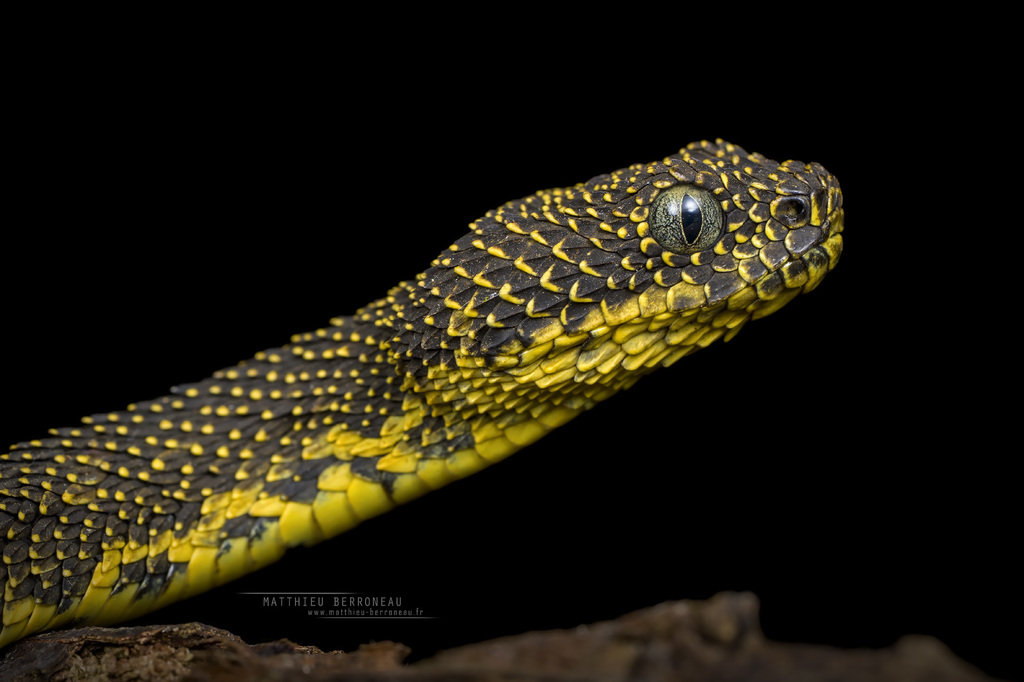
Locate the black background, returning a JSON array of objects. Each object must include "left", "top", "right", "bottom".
[{"left": 4, "top": 30, "right": 1017, "bottom": 680}]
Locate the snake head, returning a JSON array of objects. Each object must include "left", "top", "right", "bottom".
[{"left": 387, "top": 140, "right": 843, "bottom": 405}]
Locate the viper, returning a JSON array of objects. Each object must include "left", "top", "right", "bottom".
[{"left": 0, "top": 140, "right": 844, "bottom": 647}]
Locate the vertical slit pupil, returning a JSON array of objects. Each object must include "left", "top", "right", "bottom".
[{"left": 680, "top": 196, "right": 703, "bottom": 244}]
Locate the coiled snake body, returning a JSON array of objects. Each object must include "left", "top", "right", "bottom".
[{"left": 0, "top": 140, "right": 844, "bottom": 647}]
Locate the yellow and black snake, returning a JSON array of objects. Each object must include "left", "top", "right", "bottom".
[{"left": 0, "top": 140, "right": 844, "bottom": 647}]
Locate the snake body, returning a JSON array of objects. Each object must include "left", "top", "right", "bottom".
[{"left": 0, "top": 140, "right": 843, "bottom": 647}]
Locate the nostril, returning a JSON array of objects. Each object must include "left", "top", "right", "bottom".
[{"left": 771, "top": 195, "right": 810, "bottom": 227}]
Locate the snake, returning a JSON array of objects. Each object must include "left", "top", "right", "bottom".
[{"left": 0, "top": 140, "right": 844, "bottom": 648}]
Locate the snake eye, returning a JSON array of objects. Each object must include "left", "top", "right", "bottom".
[{"left": 649, "top": 185, "right": 723, "bottom": 254}]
